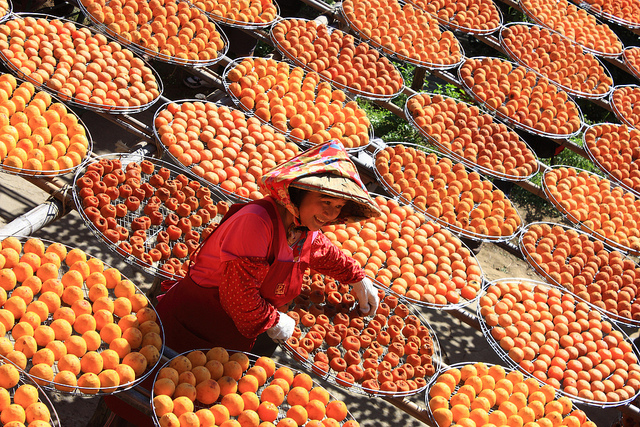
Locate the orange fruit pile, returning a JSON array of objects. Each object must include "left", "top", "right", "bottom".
[
  {"left": 271, "top": 18, "right": 404, "bottom": 98},
  {"left": 479, "top": 279, "right": 640, "bottom": 404},
  {"left": 0, "top": 236, "right": 163, "bottom": 395},
  {"left": 0, "top": 371, "right": 54, "bottom": 426},
  {"left": 406, "top": 92, "right": 538, "bottom": 178},
  {"left": 80, "top": 0, "right": 226, "bottom": 63},
  {"left": 579, "top": 0, "right": 640, "bottom": 27},
  {"left": 76, "top": 157, "right": 224, "bottom": 278},
  {"left": 375, "top": 144, "right": 522, "bottom": 238},
  {"left": 544, "top": 166, "right": 640, "bottom": 252},
  {"left": 584, "top": 123, "right": 640, "bottom": 194},
  {"left": 322, "top": 195, "right": 482, "bottom": 305},
  {"left": 460, "top": 57, "right": 583, "bottom": 136},
  {"left": 0, "top": 74, "right": 90, "bottom": 176},
  {"left": 286, "top": 287, "right": 437, "bottom": 394},
  {"left": 501, "top": 24, "right": 613, "bottom": 97},
  {"left": 611, "top": 85, "right": 640, "bottom": 128},
  {"left": 153, "top": 349, "right": 358, "bottom": 426},
  {"left": 192, "top": 0, "right": 277, "bottom": 26},
  {"left": 341, "top": 0, "right": 462, "bottom": 67},
  {"left": 521, "top": 222, "right": 640, "bottom": 323},
  {"left": 407, "top": 0, "right": 501, "bottom": 33},
  {"left": 154, "top": 100, "right": 298, "bottom": 200},
  {"left": 428, "top": 362, "right": 597, "bottom": 427},
  {"left": 624, "top": 47, "right": 640, "bottom": 78},
  {"left": 0, "top": 15, "right": 161, "bottom": 109},
  {"left": 520, "top": 0, "right": 623, "bottom": 56},
  {"left": 226, "top": 57, "right": 371, "bottom": 149}
]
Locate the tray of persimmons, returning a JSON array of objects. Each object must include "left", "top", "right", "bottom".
[
  {"left": 72, "top": 154, "right": 229, "bottom": 280},
  {"left": 520, "top": 221, "right": 640, "bottom": 327},
  {"left": 477, "top": 277, "right": 640, "bottom": 407},
  {"left": 281, "top": 271, "right": 441, "bottom": 398},
  {"left": 151, "top": 348, "right": 361, "bottom": 427},
  {"left": 0, "top": 236, "right": 164, "bottom": 396},
  {"left": 322, "top": 193, "right": 484, "bottom": 310},
  {"left": 426, "top": 361, "right": 599, "bottom": 427},
  {"left": 373, "top": 143, "right": 523, "bottom": 242}
]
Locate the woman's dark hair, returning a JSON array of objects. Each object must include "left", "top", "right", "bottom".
[{"left": 288, "top": 186, "right": 307, "bottom": 208}]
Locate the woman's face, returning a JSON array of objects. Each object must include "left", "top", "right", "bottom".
[{"left": 298, "top": 191, "right": 346, "bottom": 231}]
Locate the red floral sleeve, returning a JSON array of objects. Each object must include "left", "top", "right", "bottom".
[
  {"left": 218, "top": 257, "right": 280, "bottom": 338},
  {"left": 309, "top": 232, "right": 366, "bottom": 283}
]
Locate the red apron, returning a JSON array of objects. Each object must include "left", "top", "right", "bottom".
[{"left": 155, "top": 198, "right": 308, "bottom": 354}]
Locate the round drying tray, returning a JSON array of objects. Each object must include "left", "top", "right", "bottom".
[
  {"left": 519, "top": 0, "right": 624, "bottom": 58},
  {"left": 405, "top": 0, "right": 503, "bottom": 35},
  {"left": 0, "top": 13, "right": 164, "bottom": 114},
  {"left": 281, "top": 279, "right": 441, "bottom": 397},
  {"left": 339, "top": 0, "right": 465, "bottom": 70},
  {"left": 72, "top": 153, "right": 231, "bottom": 281},
  {"left": 459, "top": 56, "right": 585, "bottom": 140},
  {"left": 541, "top": 164, "right": 640, "bottom": 256},
  {"left": 0, "top": 74, "right": 94, "bottom": 178},
  {"left": 610, "top": 85, "right": 640, "bottom": 129},
  {"left": 425, "top": 361, "right": 601, "bottom": 424},
  {"left": 477, "top": 277, "right": 640, "bottom": 407},
  {"left": 152, "top": 98, "right": 301, "bottom": 204},
  {"left": 323, "top": 191, "right": 484, "bottom": 310},
  {"left": 222, "top": 56, "right": 373, "bottom": 153},
  {"left": 0, "top": 359, "right": 61, "bottom": 426},
  {"left": 372, "top": 142, "right": 524, "bottom": 243},
  {"left": 519, "top": 221, "right": 640, "bottom": 328},
  {"left": 77, "top": 0, "right": 230, "bottom": 67},
  {"left": 151, "top": 349, "right": 360, "bottom": 426},
  {"left": 0, "top": 235, "right": 165, "bottom": 396},
  {"left": 195, "top": 0, "right": 280, "bottom": 30},
  {"left": 582, "top": 122, "right": 640, "bottom": 198},
  {"left": 622, "top": 47, "right": 640, "bottom": 82},
  {"left": 269, "top": 17, "right": 405, "bottom": 101},
  {"left": 404, "top": 91, "right": 540, "bottom": 182},
  {"left": 498, "top": 22, "right": 614, "bottom": 100}
]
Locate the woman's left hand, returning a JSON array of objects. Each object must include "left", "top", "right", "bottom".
[{"left": 352, "top": 277, "right": 379, "bottom": 316}]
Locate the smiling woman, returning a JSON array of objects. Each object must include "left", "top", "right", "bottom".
[{"left": 154, "top": 141, "right": 382, "bottom": 355}]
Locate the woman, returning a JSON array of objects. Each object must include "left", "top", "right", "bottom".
[{"left": 155, "top": 141, "right": 382, "bottom": 354}]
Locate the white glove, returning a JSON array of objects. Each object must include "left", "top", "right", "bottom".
[
  {"left": 352, "top": 277, "right": 379, "bottom": 316},
  {"left": 267, "top": 312, "right": 296, "bottom": 343}
]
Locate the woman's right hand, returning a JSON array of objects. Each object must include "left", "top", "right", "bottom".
[{"left": 267, "top": 312, "right": 296, "bottom": 343}]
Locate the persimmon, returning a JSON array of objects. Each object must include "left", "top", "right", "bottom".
[{"left": 0, "top": 15, "right": 160, "bottom": 110}]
